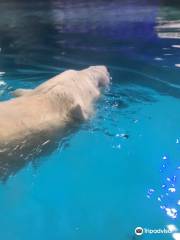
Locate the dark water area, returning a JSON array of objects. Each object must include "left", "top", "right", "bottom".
[
  {"left": 0, "top": 1, "right": 180, "bottom": 240},
  {"left": 0, "top": 0, "right": 180, "bottom": 99}
]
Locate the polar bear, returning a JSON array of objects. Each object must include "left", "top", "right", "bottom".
[{"left": 0, "top": 66, "right": 110, "bottom": 179}]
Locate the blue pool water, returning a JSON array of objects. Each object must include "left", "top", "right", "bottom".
[{"left": 0, "top": 0, "right": 180, "bottom": 239}]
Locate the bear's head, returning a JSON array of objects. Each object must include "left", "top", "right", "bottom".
[{"left": 84, "top": 65, "right": 110, "bottom": 88}]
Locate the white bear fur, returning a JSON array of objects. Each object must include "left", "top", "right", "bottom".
[{"left": 0, "top": 66, "right": 110, "bottom": 150}]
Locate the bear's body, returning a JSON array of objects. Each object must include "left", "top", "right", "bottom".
[{"left": 0, "top": 66, "right": 110, "bottom": 152}]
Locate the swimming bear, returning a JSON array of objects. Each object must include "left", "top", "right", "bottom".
[{"left": 0, "top": 66, "right": 110, "bottom": 180}]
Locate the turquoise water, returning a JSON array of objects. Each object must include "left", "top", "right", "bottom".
[{"left": 0, "top": 1, "right": 180, "bottom": 239}]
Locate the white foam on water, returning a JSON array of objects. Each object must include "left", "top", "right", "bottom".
[
  {"left": 0, "top": 80, "right": 6, "bottom": 86},
  {"left": 168, "top": 187, "right": 176, "bottom": 192},
  {"left": 165, "top": 208, "right": 177, "bottom": 219}
]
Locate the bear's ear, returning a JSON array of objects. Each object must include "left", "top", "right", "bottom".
[
  {"left": 12, "top": 88, "right": 33, "bottom": 97},
  {"left": 70, "top": 104, "right": 87, "bottom": 122}
]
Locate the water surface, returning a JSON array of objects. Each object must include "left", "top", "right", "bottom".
[{"left": 0, "top": 1, "right": 180, "bottom": 239}]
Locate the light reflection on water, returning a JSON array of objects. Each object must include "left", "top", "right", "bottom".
[{"left": 147, "top": 137, "right": 180, "bottom": 239}]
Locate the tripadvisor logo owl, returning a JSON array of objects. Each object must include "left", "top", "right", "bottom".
[{"left": 135, "top": 227, "right": 143, "bottom": 236}]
